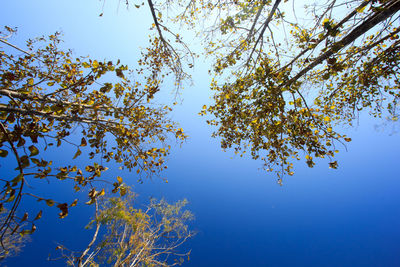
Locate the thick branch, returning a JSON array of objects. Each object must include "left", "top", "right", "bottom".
[
  {"left": 279, "top": 0, "right": 373, "bottom": 72},
  {"left": 280, "top": 0, "right": 400, "bottom": 90}
]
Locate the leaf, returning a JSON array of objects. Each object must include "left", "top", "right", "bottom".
[
  {"left": 98, "top": 188, "right": 105, "bottom": 197},
  {"left": 117, "top": 176, "right": 123, "bottom": 184},
  {"left": 80, "top": 137, "right": 87, "bottom": 147},
  {"left": 73, "top": 149, "right": 82, "bottom": 159},
  {"left": 6, "top": 194, "right": 15, "bottom": 203},
  {"left": 11, "top": 173, "right": 24, "bottom": 185},
  {"left": 357, "top": 5, "right": 366, "bottom": 13},
  {"left": 92, "top": 60, "right": 99, "bottom": 68},
  {"left": 20, "top": 155, "right": 30, "bottom": 169},
  {"left": 85, "top": 199, "right": 95, "bottom": 205},
  {"left": 29, "top": 145, "right": 39, "bottom": 156},
  {"left": 46, "top": 199, "right": 55, "bottom": 207},
  {"left": 116, "top": 68, "right": 124, "bottom": 78},
  {"left": 34, "top": 210, "right": 43, "bottom": 220},
  {"left": 57, "top": 203, "right": 69, "bottom": 218},
  {"left": 70, "top": 199, "right": 78, "bottom": 207},
  {"left": 19, "top": 230, "right": 31, "bottom": 237},
  {"left": 329, "top": 161, "right": 338, "bottom": 169},
  {"left": 17, "top": 138, "right": 26, "bottom": 147},
  {"left": 20, "top": 212, "right": 28, "bottom": 222},
  {"left": 31, "top": 158, "right": 40, "bottom": 165},
  {"left": 0, "top": 149, "right": 8, "bottom": 157}
]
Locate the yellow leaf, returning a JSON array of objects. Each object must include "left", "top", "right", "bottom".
[
  {"left": 70, "top": 199, "right": 78, "bottom": 207},
  {"left": 98, "top": 188, "right": 105, "bottom": 197},
  {"left": 357, "top": 6, "right": 366, "bottom": 13}
]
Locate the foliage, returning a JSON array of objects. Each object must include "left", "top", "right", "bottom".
[
  {"left": 151, "top": 0, "right": 400, "bottom": 181},
  {"left": 102, "top": 0, "right": 196, "bottom": 94},
  {"left": 0, "top": 27, "right": 186, "bottom": 247},
  {"left": 56, "top": 189, "right": 194, "bottom": 267}
]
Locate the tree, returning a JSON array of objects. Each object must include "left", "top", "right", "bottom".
[
  {"left": 0, "top": 27, "right": 187, "bottom": 247},
  {"left": 153, "top": 0, "right": 400, "bottom": 181},
  {"left": 54, "top": 189, "right": 194, "bottom": 267},
  {"left": 0, "top": 209, "right": 30, "bottom": 261}
]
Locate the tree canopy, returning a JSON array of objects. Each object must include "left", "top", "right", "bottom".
[
  {"left": 0, "top": 27, "right": 186, "bottom": 252},
  {"left": 54, "top": 189, "right": 194, "bottom": 267},
  {"left": 151, "top": 0, "right": 400, "bottom": 181}
]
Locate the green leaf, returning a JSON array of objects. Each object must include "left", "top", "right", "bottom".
[
  {"left": 31, "top": 158, "right": 40, "bottom": 165},
  {"left": 29, "top": 145, "right": 39, "bottom": 156},
  {"left": 11, "top": 173, "right": 24, "bottom": 185},
  {"left": 19, "top": 155, "right": 30, "bottom": 169}
]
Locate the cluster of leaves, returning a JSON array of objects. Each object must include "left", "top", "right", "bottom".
[
  {"left": 0, "top": 28, "right": 187, "bottom": 251},
  {"left": 55, "top": 189, "right": 194, "bottom": 267},
  {"left": 167, "top": 0, "right": 400, "bottom": 181}
]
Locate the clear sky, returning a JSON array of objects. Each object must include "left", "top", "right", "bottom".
[{"left": 1, "top": 1, "right": 400, "bottom": 266}]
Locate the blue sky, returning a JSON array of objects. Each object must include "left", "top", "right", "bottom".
[{"left": 2, "top": 1, "right": 400, "bottom": 266}]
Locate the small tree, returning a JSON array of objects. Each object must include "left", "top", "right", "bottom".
[
  {"left": 56, "top": 189, "right": 194, "bottom": 267},
  {"left": 0, "top": 27, "right": 186, "bottom": 247}
]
